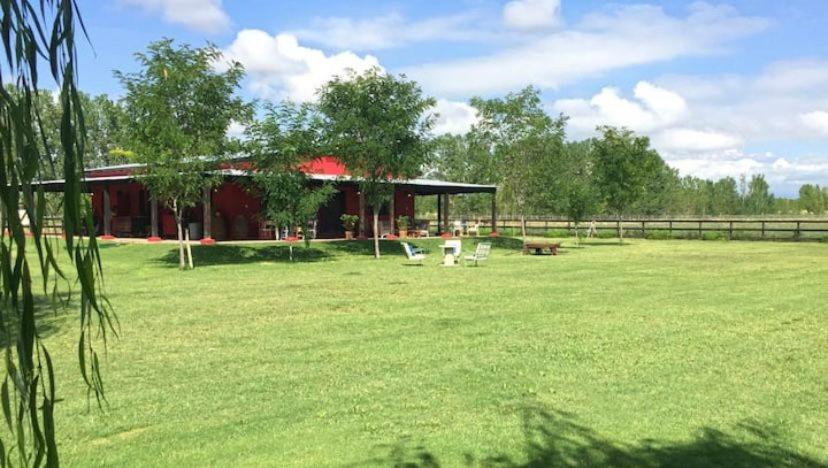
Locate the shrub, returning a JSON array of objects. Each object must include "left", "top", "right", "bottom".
[
  {"left": 645, "top": 229, "right": 672, "bottom": 240},
  {"left": 396, "top": 216, "right": 410, "bottom": 230},
  {"left": 340, "top": 214, "right": 359, "bottom": 231},
  {"left": 544, "top": 229, "right": 571, "bottom": 238},
  {"left": 702, "top": 231, "right": 727, "bottom": 241}
]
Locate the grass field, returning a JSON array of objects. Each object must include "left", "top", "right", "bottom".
[{"left": 29, "top": 237, "right": 828, "bottom": 466}]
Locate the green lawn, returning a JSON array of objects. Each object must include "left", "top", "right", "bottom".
[{"left": 32, "top": 238, "right": 828, "bottom": 466}]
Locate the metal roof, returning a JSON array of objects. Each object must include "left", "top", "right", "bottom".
[{"left": 34, "top": 170, "right": 497, "bottom": 195}]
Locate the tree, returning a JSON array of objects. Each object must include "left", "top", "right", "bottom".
[
  {"left": 592, "top": 126, "right": 665, "bottom": 242},
  {"left": 743, "top": 174, "right": 775, "bottom": 215},
  {"left": 1, "top": 1, "right": 114, "bottom": 464},
  {"left": 117, "top": 39, "right": 249, "bottom": 269},
  {"left": 318, "top": 68, "right": 435, "bottom": 258},
  {"left": 427, "top": 133, "right": 496, "bottom": 217},
  {"left": 247, "top": 102, "right": 336, "bottom": 259},
  {"left": 471, "top": 87, "right": 567, "bottom": 240},
  {"left": 558, "top": 140, "right": 599, "bottom": 244},
  {"left": 798, "top": 184, "right": 826, "bottom": 215}
]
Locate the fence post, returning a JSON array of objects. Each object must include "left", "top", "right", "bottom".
[
  {"left": 668, "top": 220, "right": 673, "bottom": 236},
  {"left": 617, "top": 219, "right": 621, "bottom": 238},
  {"left": 698, "top": 220, "right": 702, "bottom": 239},
  {"left": 641, "top": 221, "right": 646, "bottom": 238},
  {"left": 729, "top": 221, "right": 733, "bottom": 240},
  {"left": 795, "top": 221, "right": 801, "bottom": 241},
  {"left": 761, "top": 221, "right": 765, "bottom": 238}
]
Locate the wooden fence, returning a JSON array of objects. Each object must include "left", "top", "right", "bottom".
[{"left": 429, "top": 216, "right": 828, "bottom": 241}]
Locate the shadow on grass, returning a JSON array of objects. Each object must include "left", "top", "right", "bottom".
[
  {"left": 154, "top": 244, "right": 331, "bottom": 267},
  {"left": 361, "top": 406, "right": 824, "bottom": 468},
  {"left": 326, "top": 237, "right": 526, "bottom": 257},
  {"left": 0, "top": 294, "right": 74, "bottom": 347}
]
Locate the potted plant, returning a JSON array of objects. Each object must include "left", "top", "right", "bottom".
[
  {"left": 396, "top": 216, "right": 410, "bottom": 239},
  {"left": 341, "top": 214, "right": 359, "bottom": 240}
]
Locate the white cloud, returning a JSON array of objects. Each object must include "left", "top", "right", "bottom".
[
  {"left": 432, "top": 99, "right": 478, "bottom": 135},
  {"left": 652, "top": 128, "right": 742, "bottom": 154},
  {"left": 408, "top": 3, "right": 767, "bottom": 96},
  {"left": 503, "top": 0, "right": 562, "bottom": 31},
  {"left": 293, "top": 12, "right": 486, "bottom": 51},
  {"left": 120, "top": 0, "right": 230, "bottom": 33},
  {"left": 222, "top": 30, "right": 382, "bottom": 102},
  {"left": 801, "top": 111, "right": 828, "bottom": 134},
  {"left": 553, "top": 81, "right": 685, "bottom": 134},
  {"left": 226, "top": 121, "right": 246, "bottom": 140}
]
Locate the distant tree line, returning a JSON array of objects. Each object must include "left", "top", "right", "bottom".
[{"left": 427, "top": 87, "right": 826, "bottom": 221}]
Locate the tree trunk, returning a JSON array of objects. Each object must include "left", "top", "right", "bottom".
[
  {"left": 574, "top": 221, "right": 580, "bottom": 246},
  {"left": 520, "top": 214, "right": 527, "bottom": 242},
  {"left": 618, "top": 214, "right": 624, "bottom": 244},
  {"left": 174, "top": 199, "right": 185, "bottom": 270},
  {"left": 185, "top": 228, "right": 194, "bottom": 269},
  {"left": 373, "top": 210, "right": 380, "bottom": 259}
]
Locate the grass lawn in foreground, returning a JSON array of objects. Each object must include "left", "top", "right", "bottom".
[{"left": 29, "top": 238, "right": 828, "bottom": 466}]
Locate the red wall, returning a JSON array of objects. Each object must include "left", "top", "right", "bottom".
[
  {"left": 212, "top": 181, "right": 262, "bottom": 240},
  {"left": 88, "top": 178, "right": 417, "bottom": 240}
]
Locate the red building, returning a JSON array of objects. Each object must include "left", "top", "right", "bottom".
[{"left": 41, "top": 156, "right": 497, "bottom": 243}]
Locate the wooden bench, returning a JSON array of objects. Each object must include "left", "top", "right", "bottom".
[{"left": 523, "top": 242, "right": 560, "bottom": 256}]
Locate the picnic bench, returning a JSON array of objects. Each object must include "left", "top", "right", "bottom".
[{"left": 523, "top": 241, "right": 560, "bottom": 256}]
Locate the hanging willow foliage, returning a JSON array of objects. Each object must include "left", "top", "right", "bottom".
[{"left": 0, "top": 1, "right": 115, "bottom": 466}]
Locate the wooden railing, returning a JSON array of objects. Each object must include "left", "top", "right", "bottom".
[{"left": 425, "top": 216, "right": 828, "bottom": 241}]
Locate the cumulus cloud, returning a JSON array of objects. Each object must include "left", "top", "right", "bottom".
[
  {"left": 293, "top": 12, "right": 486, "bottom": 51},
  {"left": 120, "top": 0, "right": 230, "bottom": 33},
  {"left": 407, "top": 3, "right": 767, "bottom": 96},
  {"left": 801, "top": 111, "right": 828, "bottom": 134},
  {"left": 553, "top": 81, "right": 686, "bottom": 134},
  {"left": 503, "top": 0, "right": 562, "bottom": 30},
  {"left": 222, "top": 30, "right": 382, "bottom": 102},
  {"left": 432, "top": 99, "right": 479, "bottom": 135}
]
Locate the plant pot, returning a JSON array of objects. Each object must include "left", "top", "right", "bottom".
[
  {"left": 345, "top": 231, "right": 354, "bottom": 240},
  {"left": 398, "top": 230, "right": 408, "bottom": 239}
]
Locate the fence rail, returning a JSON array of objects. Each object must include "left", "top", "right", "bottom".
[{"left": 426, "top": 216, "right": 828, "bottom": 241}]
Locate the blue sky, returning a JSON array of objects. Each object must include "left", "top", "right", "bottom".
[{"left": 75, "top": 0, "right": 828, "bottom": 196}]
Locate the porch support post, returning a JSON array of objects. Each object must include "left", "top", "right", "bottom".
[
  {"left": 436, "top": 193, "right": 442, "bottom": 235},
  {"left": 389, "top": 187, "right": 395, "bottom": 235},
  {"left": 443, "top": 193, "right": 450, "bottom": 235},
  {"left": 200, "top": 187, "right": 215, "bottom": 245},
  {"left": 490, "top": 192, "right": 498, "bottom": 237},
  {"left": 358, "top": 190, "right": 366, "bottom": 238},
  {"left": 148, "top": 194, "right": 161, "bottom": 242},
  {"left": 101, "top": 185, "right": 114, "bottom": 240}
]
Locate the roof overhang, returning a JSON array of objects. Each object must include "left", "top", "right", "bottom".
[{"left": 34, "top": 170, "right": 497, "bottom": 195}]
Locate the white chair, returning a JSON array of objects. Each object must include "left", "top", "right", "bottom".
[
  {"left": 453, "top": 220, "right": 464, "bottom": 237},
  {"left": 445, "top": 239, "right": 462, "bottom": 257},
  {"left": 464, "top": 242, "right": 491, "bottom": 266},
  {"left": 467, "top": 221, "right": 480, "bottom": 237},
  {"left": 401, "top": 242, "right": 425, "bottom": 265}
]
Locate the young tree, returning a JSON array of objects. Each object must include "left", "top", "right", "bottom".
[
  {"left": 592, "top": 126, "right": 665, "bottom": 243},
  {"left": 743, "top": 174, "right": 775, "bottom": 215},
  {"left": 117, "top": 40, "right": 249, "bottom": 269},
  {"left": 427, "top": 133, "right": 497, "bottom": 216},
  {"left": 247, "top": 102, "right": 336, "bottom": 259},
  {"left": 558, "top": 140, "right": 599, "bottom": 244},
  {"left": 471, "top": 87, "right": 566, "bottom": 240},
  {"left": 798, "top": 184, "right": 825, "bottom": 215},
  {"left": 1, "top": 1, "right": 115, "bottom": 463},
  {"left": 318, "top": 68, "right": 435, "bottom": 258}
]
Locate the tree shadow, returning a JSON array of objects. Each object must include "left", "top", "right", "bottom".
[
  {"left": 0, "top": 293, "right": 74, "bottom": 348},
  {"left": 153, "top": 244, "right": 331, "bottom": 267},
  {"left": 361, "top": 406, "right": 825, "bottom": 468}
]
